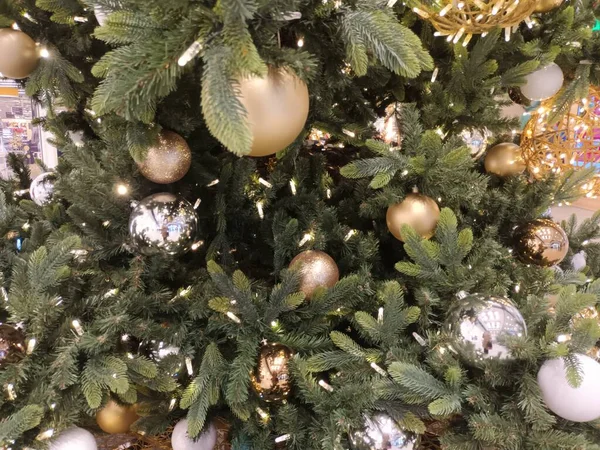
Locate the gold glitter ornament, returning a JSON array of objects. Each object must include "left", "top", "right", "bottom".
[
  {"left": 289, "top": 250, "right": 340, "bottom": 300},
  {"left": 386, "top": 193, "right": 440, "bottom": 242},
  {"left": 96, "top": 399, "right": 139, "bottom": 434},
  {"left": 0, "top": 29, "right": 39, "bottom": 79},
  {"left": 484, "top": 143, "right": 527, "bottom": 177},
  {"left": 534, "top": 0, "right": 564, "bottom": 12},
  {"left": 137, "top": 130, "right": 192, "bottom": 184},
  {"left": 252, "top": 343, "right": 294, "bottom": 402},
  {"left": 0, "top": 324, "right": 25, "bottom": 368},
  {"left": 513, "top": 219, "right": 569, "bottom": 267}
]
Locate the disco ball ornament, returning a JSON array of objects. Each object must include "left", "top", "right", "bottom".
[
  {"left": 49, "top": 427, "right": 97, "bottom": 450},
  {"left": 445, "top": 292, "right": 527, "bottom": 363},
  {"left": 460, "top": 128, "right": 491, "bottom": 159},
  {"left": 30, "top": 172, "right": 57, "bottom": 206},
  {"left": 350, "top": 414, "right": 415, "bottom": 450},
  {"left": 252, "top": 343, "right": 294, "bottom": 402},
  {"left": 128, "top": 193, "right": 198, "bottom": 256},
  {"left": 520, "top": 63, "right": 564, "bottom": 101},
  {"left": 289, "top": 250, "right": 339, "bottom": 300},
  {"left": 172, "top": 419, "right": 217, "bottom": 450},
  {"left": 513, "top": 219, "right": 569, "bottom": 267}
]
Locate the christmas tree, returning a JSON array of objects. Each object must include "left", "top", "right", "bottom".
[{"left": 1, "top": 0, "right": 600, "bottom": 449}]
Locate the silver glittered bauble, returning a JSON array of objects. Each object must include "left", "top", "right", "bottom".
[
  {"left": 30, "top": 172, "right": 57, "bottom": 206},
  {"left": 460, "top": 128, "right": 492, "bottom": 159},
  {"left": 350, "top": 414, "right": 415, "bottom": 450},
  {"left": 172, "top": 419, "right": 217, "bottom": 450},
  {"left": 445, "top": 292, "right": 527, "bottom": 362},
  {"left": 49, "top": 427, "right": 97, "bottom": 450},
  {"left": 128, "top": 193, "right": 198, "bottom": 256}
]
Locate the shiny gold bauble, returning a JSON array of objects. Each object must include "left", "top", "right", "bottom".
[
  {"left": 96, "top": 400, "right": 139, "bottom": 434},
  {"left": 513, "top": 219, "right": 569, "bottom": 267},
  {"left": 252, "top": 343, "right": 294, "bottom": 402},
  {"left": 484, "top": 143, "right": 526, "bottom": 177},
  {"left": 289, "top": 250, "right": 340, "bottom": 300},
  {"left": 236, "top": 68, "right": 309, "bottom": 157},
  {"left": 0, "top": 324, "right": 25, "bottom": 368},
  {"left": 534, "top": 0, "right": 564, "bottom": 13},
  {"left": 0, "top": 29, "right": 39, "bottom": 79},
  {"left": 137, "top": 130, "right": 191, "bottom": 184},
  {"left": 386, "top": 193, "right": 440, "bottom": 242}
]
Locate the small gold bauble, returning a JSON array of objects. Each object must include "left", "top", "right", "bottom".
[
  {"left": 484, "top": 143, "right": 526, "bottom": 177},
  {"left": 0, "top": 324, "right": 25, "bottom": 368},
  {"left": 513, "top": 218, "right": 569, "bottom": 267},
  {"left": 386, "top": 193, "right": 440, "bottom": 242},
  {"left": 96, "top": 399, "right": 139, "bottom": 434},
  {"left": 289, "top": 250, "right": 340, "bottom": 299},
  {"left": 236, "top": 68, "right": 309, "bottom": 157},
  {"left": 137, "top": 130, "right": 192, "bottom": 184},
  {"left": 252, "top": 343, "right": 294, "bottom": 402},
  {"left": 534, "top": 0, "right": 564, "bottom": 13},
  {"left": 0, "top": 29, "right": 39, "bottom": 79}
]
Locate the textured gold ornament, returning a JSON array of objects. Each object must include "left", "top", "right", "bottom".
[
  {"left": 0, "top": 324, "right": 25, "bottom": 368},
  {"left": 520, "top": 86, "right": 600, "bottom": 197},
  {"left": 484, "top": 143, "right": 527, "bottom": 177},
  {"left": 534, "top": 0, "right": 564, "bottom": 12},
  {"left": 96, "top": 400, "right": 139, "bottom": 434},
  {"left": 252, "top": 343, "right": 294, "bottom": 402},
  {"left": 409, "top": 0, "right": 537, "bottom": 42},
  {"left": 386, "top": 193, "right": 440, "bottom": 242},
  {"left": 236, "top": 67, "right": 310, "bottom": 157},
  {"left": 137, "top": 130, "right": 191, "bottom": 184},
  {"left": 0, "top": 29, "right": 39, "bottom": 79},
  {"left": 289, "top": 250, "right": 340, "bottom": 299},
  {"left": 513, "top": 218, "right": 569, "bottom": 267}
]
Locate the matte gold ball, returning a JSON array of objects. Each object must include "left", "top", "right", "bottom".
[
  {"left": 534, "top": 0, "right": 564, "bottom": 13},
  {"left": 513, "top": 219, "right": 569, "bottom": 267},
  {"left": 0, "top": 324, "right": 25, "bottom": 368},
  {"left": 252, "top": 343, "right": 294, "bottom": 402},
  {"left": 137, "top": 130, "right": 191, "bottom": 184},
  {"left": 289, "top": 250, "right": 340, "bottom": 300},
  {"left": 0, "top": 29, "right": 39, "bottom": 79},
  {"left": 484, "top": 143, "right": 526, "bottom": 177},
  {"left": 96, "top": 400, "right": 139, "bottom": 434},
  {"left": 236, "top": 68, "right": 309, "bottom": 157},
  {"left": 386, "top": 193, "right": 440, "bottom": 242}
]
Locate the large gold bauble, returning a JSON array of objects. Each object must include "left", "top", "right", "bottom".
[
  {"left": 289, "top": 250, "right": 340, "bottom": 300},
  {"left": 0, "top": 324, "right": 25, "bottom": 368},
  {"left": 137, "top": 130, "right": 192, "bottom": 184},
  {"left": 0, "top": 29, "right": 39, "bottom": 79},
  {"left": 386, "top": 193, "right": 440, "bottom": 242},
  {"left": 513, "top": 219, "right": 569, "bottom": 267},
  {"left": 96, "top": 400, "right": 139, "bottom": 434},
  {"left": 252, "top": 343, "right": 294, "bottom": 402},
  {"left": 484, "top": 143, "right": 527, "bottom": 177},
  {"left": 236, "top": 68, "right": 309, "bottom": 157},
  {"left": 534, "top": 0, "right": 564, "bottom": 13}
]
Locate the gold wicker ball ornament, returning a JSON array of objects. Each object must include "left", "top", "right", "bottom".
[
  {"left": 252, "top": 343, "right": 294, "bottom": 402},
  {"left": 136, "top": 130, "right": 192, "bottom": 184},
  {"left": 386, "top": 193, "right": 440, "bottom": 242},
  {"left": 484, "top": 143, "right": 527, "bottom": 177},
  {"left": 289, "top": 250, "right": 340, "bottom": 300},
  {"left": 96, "top": 399, "right": 139, "bottom": 434},
  {"left": 513, "top": 218, "right": 569, "bottom": 267},
  {"left": 0, "top": 29, "right": 39, "bottom": 79}
]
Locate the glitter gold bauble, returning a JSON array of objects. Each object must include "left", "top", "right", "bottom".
[
  {"left": 289, "top": 250, "right": 340, "bottom": 299},
  {"left": 484, "top": 143, "right": 526, "bottom": 177},
  {"left": 513, "top": 219, "right": 569, "bottom": 267},
  {"left": 252, "top": 343, "right": 294, "bottom": 402},
  {"left": 386, "top": 193, "right": 440, "bottom": 242},
  {"left": 0, "top": 29, "right": 39, "bottom": 79},
  {"left": 137, "top": 130, "right": 191, "bottom": 184},
  {"left": 236, "top": 67, "right": 309, "bottom": 157},
  {"left": 534, "top": 0, "right": 563, "bottom": 12},
  {"left": 96, "top": 400, "right": 139, "bottom": 434},
  {"left": 0, "top": 324, "right": 25, "bottom": 368}
]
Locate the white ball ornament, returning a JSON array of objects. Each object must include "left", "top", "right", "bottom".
[
  {"left": 30, "top": 172, "right": 57, "bottom": 206},
  {"left": 520, "top": 63, "right": 564, "bottom": 101},
  {"left": 571, "top": 251, "right": 587, "bottom": 272},
  {"left": 49, "top": 427, "right": 97, "bottom": 450},
  {"left": 537, "top": 354, "right": 600, "bottom": 422},
  {"left": 172, "top": 419, "right": 217, "bottom": 450}
]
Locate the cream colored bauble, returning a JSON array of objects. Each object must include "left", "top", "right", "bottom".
[
  {"left": 520, "top": 63, "right": 564, "bottom": 101},
  {"left": 537, "top": 354, "right": 600, "bottom": 422},
  {"left": 534, "top": 0, "right": 564, "bottom": 13},
  {"left": 0, "top": 29, "right": 39, "bottom": 79},
  {"left": 49, "top": 427, "right": 97, "bottom": 450},
  {"left": 236, "top": 68, "right": 309, "bottom": 157},
  {"left": 95, "top": 399, "right": 139, "bottom": 434},
  {"left": 386, "top": 193, "right": 440, "bottom": 242},
  {"left": 172, "top": 419, "right": 217, "bottom": 450}
]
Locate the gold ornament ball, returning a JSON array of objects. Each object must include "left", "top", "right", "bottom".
[
  {"left": 0, "top": 324, "right": 25, "bottom": 368},
  {"left": 96, "top": 400, "right": 139, "bottom": 434},
  {"left": 0, "top": 29, "right": 39, "bottom": 79},
  {"left": 137, "top": 130, "right": 192, "bottom": 184},
  {"left": 386, "top": 193, "right": 440, "bottom": 242},
  {"left": 289, "top": 250, "right": 340, "bottom": 300},
  {"left": 252, "top": 343, "right": 294, "bottom": 402},
  {"left": 236, "top": 68, "right": 310, "bottom": 157},
  {"left": 513, "top": 219, "right": 569, "bottom": 267},
  {"left": 534, "top": 0, "right": 563, "bottom": 12},
  {"left": 484, "top": 143, "right": 526, "bottom": 177}
]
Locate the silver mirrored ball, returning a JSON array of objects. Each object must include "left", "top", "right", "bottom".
[
  {"left": 350, "top": 414, "right": 415, "bottom": 450},
  {"left": 30, "top": 172, "right": 57, "bottom": 206}
]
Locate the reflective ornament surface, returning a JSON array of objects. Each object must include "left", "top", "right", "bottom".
[
  {"left": 445, "top": 293, "right": 527, "bottom": 362},
  {"left": 520, "top": 63, "right": 564, "bottom": 101},
  {"left": 460, "top": 128, "right": 491, "bottom": 159},
  {"left": 252, "top": 343, "right": 294, "bottom": 402},
  {"left": 30, "top": 172, "right": 57, "bottom": 206},
  {"left": 350, "top": 414, "right": 415, "bottom": 450},
  {"left": 96, "top": 399, "right": 139, "bottom": 434},
  {"left": 172, "top": 419, "right": 217, "bottom": 450},
  {"left": 374, "top": 103, "right": 402, "bottom": 147},
  {"left": 0, "top": 29, "right": 39, "bottom": 79},
  {"left": 137, "top": 130, "right": 192, "bottom": 184},
  {"left": 49, "top": 427, "right": 98, "bottom": 450},
  {"left": 534, "top": 0, "right": 564, "bottom": 12},
  {"left": 0, "top": 324, "right": 25, "bottom": 368},
  {"left": 386, "top": 193, "right": 440, "bottom": 242},
  {"left": 94, "top": 6, "right": 109, "bottom": 26},
  {"left": 289, "top": 250, "right": 339, "bottom": 300},
  {"left": 484, "top": 143, "right": 526, "bottom": 177},
  {"left": 129, "top": 193, "right": 198, "bottom": 256},
  {"left": 513, "top": 219, "right": 569, "bottom": 266}
]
